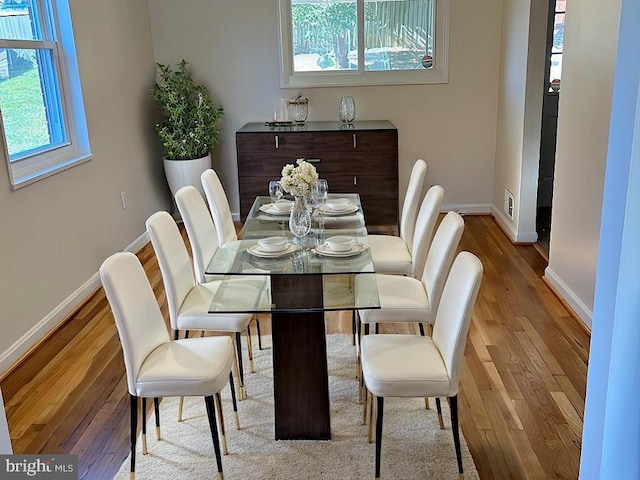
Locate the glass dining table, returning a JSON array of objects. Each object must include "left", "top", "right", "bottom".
[{"left": 205, "top": 194, "right": 380, "bottom": 441}]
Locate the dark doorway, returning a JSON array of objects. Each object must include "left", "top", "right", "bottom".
[{"left": 536, "top": 0, "right": 565, "bottom": 253}]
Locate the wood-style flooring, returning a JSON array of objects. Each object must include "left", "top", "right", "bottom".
[{"left": 0, "top": 215, "right": 589, "bottom": 479}]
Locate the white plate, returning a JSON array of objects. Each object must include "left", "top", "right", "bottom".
[
  {"left": 247, "top": 243, "right": 298, "bottom": 258},
  {"left": 313, "top": 243, "right": 368, "bottom": 257},
  {"left": 259, "top": 202, "right": 293, "bottom": 215},
  {"left": 320, "top": 204, "right": 359, "bottom": 216}
]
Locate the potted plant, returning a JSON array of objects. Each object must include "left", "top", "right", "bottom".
[{"left": 151, "top": 59, "right": 224, "bottom": 198}]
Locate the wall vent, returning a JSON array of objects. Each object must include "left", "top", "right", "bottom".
[{"left": 504, "top": 189, "right": 515, "bottom": 219}]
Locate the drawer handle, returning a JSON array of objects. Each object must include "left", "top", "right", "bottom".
[
  {"left": 306, "top": 158, "right": 321, "bottom": 163},
  {"left": 353, "top": 133, "right": 357, "bottom": 149},
  {"left": 353, "top": 176, "right": 357, "bottom": 186},
  {"left": 275, "top": 135, "right": 279, "bottom": 149}
]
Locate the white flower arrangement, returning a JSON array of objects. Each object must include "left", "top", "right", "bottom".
[{"left": 280, "top": 158, "right": 319, "bottom": 197}]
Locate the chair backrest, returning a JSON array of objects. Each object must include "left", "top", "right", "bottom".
[
  {"left": 201, "top": 169, "right": 237, "bottom": 246},
  {"left": 432, "top": 251, "right": 483, "bottom": 395},
  {"left": 400, "top": 159, "right": 427, "bottom": 251},
  {"left": 100, "top": 252, "right": 170, "bottom": 395},
  {"left": 410, "top": 184, "right": 445, "bottom": 278},
  {"left": 421, "top": 211, "right": 465, "bottom": 320},
  {"left": 175, "top": 186, "right": 220, "bottom": 284},
  {"left": 146, "top": 211, "right": 195, "bottom": 331}
]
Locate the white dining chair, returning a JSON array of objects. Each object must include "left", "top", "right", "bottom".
[
  {"left": 175, "top": 185, "right": 263, "bottom": 349},
  {"left": 350, "top": 183, "right": 444, "bottom": 344},
  {"left": 201, "top": 169, "right": 238, "bottom": 247},
  {"left": 100, "top": 252, "right": 238, "bottom": 480},
  {"left": 356, "top": 211, "right": 464, "bottom": 334},
  {"left": 361, "top": 251, "right": 483, "bottom": 479},
  {"left": 367, "top": 159, "right": 428, "bottom": 276},
  {"left": 146, "top": 211, "right": 267, "bottom": 404}
]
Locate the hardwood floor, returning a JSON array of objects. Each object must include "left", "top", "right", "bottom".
[{"left": 0, "top": 215, "right": 589, "bottom": 479}]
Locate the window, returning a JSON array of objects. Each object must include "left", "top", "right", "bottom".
[
  {"left": 0, "top": 0, "right": 90, "bottom": 189},
  {"left": 278, "top": 0, "right": 449, "bottom": 88},
  {"left": 548, "top": 0, "right": 565, "bottom": 92}
]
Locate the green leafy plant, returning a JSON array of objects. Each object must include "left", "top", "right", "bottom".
[{"left": 151, "top": 60, "right": 224, "bottom": 160}]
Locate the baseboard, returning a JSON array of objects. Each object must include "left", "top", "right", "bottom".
[
  {"left": 543, "top": 266, "right": 593, "bottom": 330},
  {"left": 441, "top": 203, "right": 492, "bottom": 215},
  {"left": 490, "top": 205, "right": 538, "bottom": 244},
  {"left": 0, "top": 231, "right": 150, "bottom": 378}
]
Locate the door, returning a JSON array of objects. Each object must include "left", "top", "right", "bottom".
[{"left": 536, "top": 0, "right": 566, "bottom": 252}]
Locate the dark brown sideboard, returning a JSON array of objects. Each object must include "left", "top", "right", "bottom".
[{"left": 236, "top": 120, "right": 399, "bottom": 228}]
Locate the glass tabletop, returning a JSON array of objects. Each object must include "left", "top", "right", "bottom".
[
  {"left": 206, "top": 194, "right": 374, "bottom": 276},
  {"left": 205, "top": 194, "right": 380, "bottom": 313}
]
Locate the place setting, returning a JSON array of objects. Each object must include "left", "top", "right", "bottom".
[
  {"left": 246, "top": 236, "right": 298, "bottom": 258},
  {"left": 320, "top": 197, "right": 359, "bottom": 216},
  {"left": 258, "top": 181, "right": 294, "bottom": 216},
  {"left": 313, "top": 235, "right": 368, "bottom": 258}
]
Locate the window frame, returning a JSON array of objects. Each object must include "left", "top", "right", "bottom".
[
  {"left": 0, "top": 0, "right": 91, "bottom": 190},
  {"left": 277, "top": 0, "right": 450, "bottom": 88}
]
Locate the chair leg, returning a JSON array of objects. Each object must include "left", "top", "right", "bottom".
[
  {"left": 235, "top": 332, "right": 246, "bottom": 397},
  {"left": 129, "top": 394, "right": 138, "bottom": 480},
  {"left": 174, "top": 328, "right": 185, "bottom": 422},
  {"left": 154, "top": 397, "right": 161, "bottom": 440},
  {"left": 214, "top": 392, "right": 228, "bottom": 455},
  {"left": 141, "top": 397, "right": 148, "bottom": 455},
  {"left": 367, "top": 392, "right": 375, "bottom": 444},
  {"left": 375, "top": 396, "right": 384, "bottom": 479},
  {"left": 424, "top": 397, "right": 430, "bottom": 410},
  {"left": 204, "top": 395, "right": 224, "bottom": 479},
  {"left": 246, "top": 327, "right": 255, "bottom": 373},
  {"left": 435, "top": 397, "right": 445, "bottom": 429},
  {"left": 351, "top": 310, "right": 356, "bottom": 345},
  {"left": 418, "top": 323, "right": 425, "bottom": 336},
  {"left": 228, "top": 372, "right": 240, "bottom": 430},
  {"left": 362, "top": 385, "right": 368, "bottom": 425},
  {"left": 450, "top": 395, "right": 464, "bottom": 479},
  {"left": 255, "top": 317, "right": 263, "bottom": 350},
  {"left": 375, "top": 323, "right": 379, "bottom": 334}
]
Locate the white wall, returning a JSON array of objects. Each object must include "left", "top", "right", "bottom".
[
  {"left": 492, "top": 0, "right": 547, "bottom": 243},
  {"left": 147, "top": 0, "right": 502, "bottom": 217},
  {"left": 544, "top": 0, "right": 622, "bottom": 327},
  {"left": 0, "top": 389, "right": 11, "bottom": 453},
  {"left": 580, "top": 0, "right": 640, "bottom": 476},
  {"left": 0, "top": 0, "right": 169, "bottom": 372}
]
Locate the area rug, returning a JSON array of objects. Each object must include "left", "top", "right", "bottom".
[{"left": 114, "top": 335, "right": 479, "bottom": 479}]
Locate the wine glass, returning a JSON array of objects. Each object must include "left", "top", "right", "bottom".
[
  {"left": 312, "top": 179, "right": 328, "bottom": 210},
  {"left": 310, "top": 179, "right": 328, "bottom": 235},
  {"left": 268, "top": 180, "right": 283, "bottom": 204}
]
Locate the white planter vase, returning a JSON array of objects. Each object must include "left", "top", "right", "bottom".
[{"left": 163, "top": 153, "right": 211, "bottom": 199}]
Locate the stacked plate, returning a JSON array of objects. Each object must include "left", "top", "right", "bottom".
[
  {"left": 247, "top": 237, "right": 297, "bottom": 258},
  {"left": 259, "top": 199, "right": 293, "bottom": 215},
  {"left": 321, "top": 199, "right": 358, "bottom": 216},
  {"left": 313, "top": 236, "right": 368, "bottom": 257}
]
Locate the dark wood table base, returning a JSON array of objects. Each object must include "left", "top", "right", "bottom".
[{"left": 271, "top": 274, "right": 331, "bottom": 440}]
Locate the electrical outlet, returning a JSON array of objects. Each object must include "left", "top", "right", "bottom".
[
  {"left": 504, "top": 189, "right": 514, "bottom": 219},
  {"left": 120, "top": 191, "right": 127, "bottom": 210}
]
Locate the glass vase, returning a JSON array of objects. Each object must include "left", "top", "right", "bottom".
[
  {"left": 289, "top": 196, "right": 312, "bottom": 239},
  {"left": 339, "top": 95, "right": 356, "bottom": 123}
]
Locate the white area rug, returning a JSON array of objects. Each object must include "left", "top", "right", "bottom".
[{"left": 114, "top": 335, "right": 479, "bottom": 479}]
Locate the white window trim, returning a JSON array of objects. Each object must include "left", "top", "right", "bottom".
[
  {"left": 0, "top": 0, "right": 91, "bottom": 190},
  {"left": 277, "top": 0, "right": 450, "bottom": 88}
]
